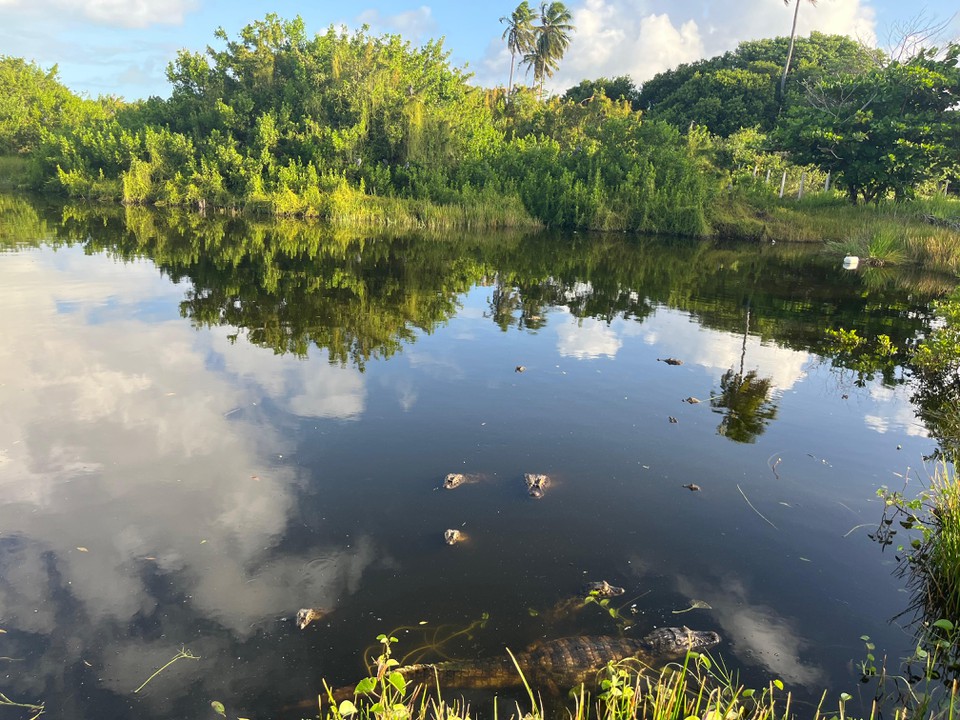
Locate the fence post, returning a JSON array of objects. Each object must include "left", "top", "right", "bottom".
[
  {"left": 798, "top": 172, "right": 806, "bottom": 199},
  {"left": 765, "top": 168, "right": 772, "bottom": 185},
  {"left": 825, "top": 171, "right": 831, "bottom": 193},
  {"left": 779, "top": 171, "right": 787, "bottom": 199}
]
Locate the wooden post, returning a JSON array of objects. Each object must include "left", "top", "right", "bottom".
[
  {"left": 825, "top": 171, "right": 831, "bottom": 192},
  {"left": 779, "top": 171, "right": 787, "bottom": 199},
  {"left": 798, "top": 172, "right": 806, "bottom": 199},
  {"left": 765, "top": 168, "right": 772, "bottom": 184},
  {"left": 753, "top": 165, "right": 759, "bottom": 178}
]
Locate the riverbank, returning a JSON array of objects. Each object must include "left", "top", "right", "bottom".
[
  {"left": 6, "top": 152, "right": 959, "bottom": 274},
  {"left": 712, "top": 191, "right": 960, "bottom": 274}
]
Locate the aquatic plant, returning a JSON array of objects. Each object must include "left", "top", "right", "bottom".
[{"left": 873, "top": 461, "right": 960, "bottom": 706}]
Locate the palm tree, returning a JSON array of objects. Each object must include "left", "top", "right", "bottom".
[
  {"left": 779, "top": 0, "right": 818, "bottom": 102},
  {"left": 708, "top": 305, "right": 779, "bottom": 443},
  {"left": 500, "top": 1, "right": 537, "bottom": 97},
  {"left": 521, "top": 1, "right": 575, "bottom": 100}
]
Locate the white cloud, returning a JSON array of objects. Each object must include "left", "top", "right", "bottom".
[
  {"left": 864, "top": 385, "right": 928, "bottom": 437},
  {"left": 480, "top": 0, "right": 877, "bottom": 92},
  {"left": 355, "top": 5, "right": 437, "bottom": 41},
  {"left": 0, "top": 0, "right": 194, "bottom": 28},
  {"left": 676, "top": 573, "right": 826, "bottom": 686},
  {"left": 76, "top": 0, "right": 195, "bottom": 28},
  {"left": 212, "top": 330, "right": 367, "bottom": 420},
  {"left": 642, "top": 307, "right": 811, "bottom": 392},
  {"left": 556, "top": 311, "right": 623, "bottom": 359}
]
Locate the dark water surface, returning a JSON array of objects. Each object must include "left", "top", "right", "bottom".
[{"left": 0, "top": 194, "right": 953, "bottom": 719}]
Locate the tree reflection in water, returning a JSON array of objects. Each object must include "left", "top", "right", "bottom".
[{"left": 710, "top": 305, "right": 779, "bottom": 443}]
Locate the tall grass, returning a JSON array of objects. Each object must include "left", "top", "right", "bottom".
[
  {"left": 724, "top": 191, "right": 960, "bottom": 274},
  {"left": 312, "top": 637, "right": 892, "bottom": 720},
  {"left": 915, "top": 465, "right": 960, "bottom": 625}
]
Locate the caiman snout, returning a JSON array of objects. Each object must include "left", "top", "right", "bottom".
[{"left": 641, "top": 627, "right": 721, "bottom": 658}]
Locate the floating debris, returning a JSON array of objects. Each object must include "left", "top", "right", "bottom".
[
  {"left": 658, "top": 358, "right": 683, "bottom": 366},
  {"left": 682, "top": 483, "right": 701, "bottom": 492},
  {"left": 672, "top": 599, "right": 712, "bottom": 614},
  {"left": 668, "top": 416, "right": 678, "bottom": 424},
  {"left": 737, "top": 484, "right": 778, "bottom": 529},
  {"left": 683, "top": 397, "right": 701, "bottom": 404},
  {"left": 444, "top": 529, "right": 463, "bottom": 545},
  {"left": 515, "top": 365, "right": 526, "bottom": 373}
]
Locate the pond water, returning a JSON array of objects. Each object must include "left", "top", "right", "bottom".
[{"left": 0, "top": 193, "right": 954, "bottom": 719}]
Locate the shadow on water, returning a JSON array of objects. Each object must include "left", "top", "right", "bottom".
[{"left": 1, "top": 192, "right": 960, "bottom": 719}]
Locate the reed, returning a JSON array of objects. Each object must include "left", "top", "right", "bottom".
[{"left": 917, "top": 465, "right": 960, "bottom": 623}]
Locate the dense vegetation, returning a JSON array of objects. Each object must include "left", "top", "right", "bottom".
[
  {"left": 0, "top": 12, "right": 958, "bottom": 240},
  {"left": 637, "top": 33, "right": 879, "bottom": 136},
  {"left": 0, "top": 15, "right": 708, "bottom": 236}
]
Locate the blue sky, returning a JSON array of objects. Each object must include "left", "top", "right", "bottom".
[{"left": 1, "top": 0, "right": 957, "bottom": 100}]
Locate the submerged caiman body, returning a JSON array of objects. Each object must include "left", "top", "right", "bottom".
[{"left": 337, "top": 628, "right": 720, "bottom": 699}]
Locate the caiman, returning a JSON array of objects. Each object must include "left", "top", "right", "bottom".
[{"left": 332, "top": 627, "right": 719, "bottom": 700}]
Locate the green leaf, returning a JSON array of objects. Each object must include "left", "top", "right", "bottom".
[
  {"left": 773, "top": 679, "right": 784, "bottom": 690},
  {"left": 338, "top": 700, "right": 357, "bottom": 716},
  {"left": 840, "top": 693, "right": 852, "bottom": 702},
  {"left": 211, "top": 700, "right": 226, "bottom": 717},
  {"left": 355, "top": 677, "right": 377, "bottom": 695},
  {"left": 388, "top": 672, "right": 407, "bottom": 694},
  {"left": 742, "top": 689, "right": 755, "bottom": 698},
  {"left": 934, "top": 619, "right": 955, "bottom": 632}
]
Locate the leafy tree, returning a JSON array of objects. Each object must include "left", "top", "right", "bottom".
[
  {"left": 19, "top": 13, "right": 716, "bottom": 235},
  {"left": 521, "top": 2, "right": 575, "bottom": 100},
  {"left": 779, "top": 0, "right": 818, "bottom": 101},
  {"left": 0, "top": 56, "right": 110, "bottom": 154},
  {"left": 776, "top": 43, "right": 960, "bottom": 203},
  {"left": 562, "top": 76, "right": 639, "bottom": 108},
  {"left": 638, "top": 33, "right": 876, "bottom": 135},
  {"left": 500, "top": 2, "right": 537, "bottom": 96}
]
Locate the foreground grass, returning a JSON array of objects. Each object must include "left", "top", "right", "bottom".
[
  {"left": 295, "top": 635, "right": 960, "bottom": 720},
  {"left": 307, "top": 651, "right": 957, "bottom": 720}
]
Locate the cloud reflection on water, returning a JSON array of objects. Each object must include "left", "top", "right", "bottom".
[{"left": 0, "top": 249, "right": 376, "bottom": 708}]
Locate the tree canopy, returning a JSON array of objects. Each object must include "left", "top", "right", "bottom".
[
  {"left": 636, "top": 33, "right": 879, "bottom": 136},
  {"left": 776, "top": 43, "right": 960, "bottom": 203},
  {"left": 0, "top": 56, "right": 112, "bottom": 155}
]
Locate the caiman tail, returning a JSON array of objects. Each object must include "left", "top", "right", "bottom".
[{"left": 330, "top": 627, "right": 720, "bottom": 701}]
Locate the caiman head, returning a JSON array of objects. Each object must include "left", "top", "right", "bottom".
[{"left": 640, "top": 627, "right": 721, "bottom": 659}]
